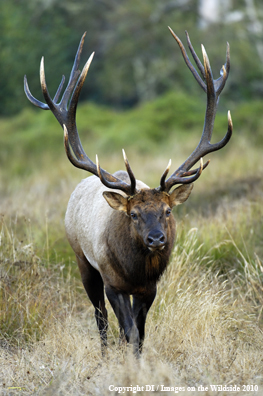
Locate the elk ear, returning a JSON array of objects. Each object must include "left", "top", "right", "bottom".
[
  {"left": 169, "top": 184, "right": 193, "bottom": 208},
  {"left": 103, "top": 191, "right": 128, "bottom": 212}
]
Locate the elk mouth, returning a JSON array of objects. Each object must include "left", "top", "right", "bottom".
[{"left": 148, "top": 245, "right": 165, "bottom": 252}]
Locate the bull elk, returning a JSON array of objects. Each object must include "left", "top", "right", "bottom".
[{"left": 24, "top": 28, "right": 232, "bottom": 355}]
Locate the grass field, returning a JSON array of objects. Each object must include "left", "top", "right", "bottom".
[{"left": 1, "top": 93, "right": 263, "bottom": 395}]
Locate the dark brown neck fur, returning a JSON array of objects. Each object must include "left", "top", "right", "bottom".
[{"left": 106, "top": 210, "right": 176, "bottom": 287}]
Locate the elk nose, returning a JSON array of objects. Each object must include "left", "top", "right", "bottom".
[{"left": 147, "top": 231, "right": 166, "bottom": 249}]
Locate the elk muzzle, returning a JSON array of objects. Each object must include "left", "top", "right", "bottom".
[{"left": 145, "top": 229, "right": 167, "bottom": 251}]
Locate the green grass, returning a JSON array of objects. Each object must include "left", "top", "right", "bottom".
[{"left": 0, "top": 90, "right": 233, "bottom": 179}]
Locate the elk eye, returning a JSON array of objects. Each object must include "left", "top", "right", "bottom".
[
  {"left": 130, "top": 212, "right": 138, "bottom": 220},
  {"left": 166, "top": 208, "right": 171, "bottom": 217}
]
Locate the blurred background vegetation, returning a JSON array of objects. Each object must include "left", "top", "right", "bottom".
[
  {"left": 0, "top": 0, "right": 263, "bottom": 174},
  {"left": 1, "top": 0, "right": 263, "bottom": 116}
]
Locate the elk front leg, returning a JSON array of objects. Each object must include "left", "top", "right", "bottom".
[
  {"left": 132, "top": 286, "right": 157, "bottom": 352},
  {"left": 76, "top": 254, "right": 108, "bottom": 354},
  {"left": 105, "top": 286, "right": 140, "bottom": 355}
]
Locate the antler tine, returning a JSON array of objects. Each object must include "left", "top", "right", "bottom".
[
  {"left": 63, "top": 52, "right": 95, "bottom": 159},
  {"left": 24, "top": 74, "right": 55, "bottom": 110},
  {"left": 53, "top": 75, "right": 66, "bottom": 103},
  {"left": 163, "top": 159, "right": 204, "bottom": 192},
  {"left": 122, "top": 149, "right": 136, "bottom": 195},
  {"left": 160, "top": 159, "right": 172, "bottom": 191},
  {"left": 96, "top": 153, "right": 136, "bottom": 196},
  {"left": 68, "top": 52, "right": 94, "bottom": 116},
  {"left": 200, "top": 44, "right": 217, "bottom": 143},
  {"left": 96, "top": 155, "right": 104, "bottom": 183},
  {"left": 159, "top": 159, "right": 210, "bottom": 192},
  {"left": 160, "top": 30, "right": 232, "bottom": 192},
  {"left": 180, "top": 159, "right": 210, "bottom": 176},
  {"left": 214, "top": 42, "right": 230, "bottom": 95},
  {"left": 185, "top": 31, "right": 206, "bottom": 82},
  {"left": 40, "top": 57, "right": 58, "bottom": 115},
  {"left": 168, "top": 27, "right": 206, "bottom": 92},
  {"left": 60, "top": 32, "right": 86, "bottom": 109}
]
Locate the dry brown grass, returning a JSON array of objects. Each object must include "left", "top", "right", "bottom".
[
  {"left": 1, "top": 137, "right": 263, "bottom": 395},
  {"left": 1, "top": 217, "right": 263, "bottom": 395}
]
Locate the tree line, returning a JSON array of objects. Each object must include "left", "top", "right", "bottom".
[{"left": 1, "top": 0, "right": 263, "bottom": 116}]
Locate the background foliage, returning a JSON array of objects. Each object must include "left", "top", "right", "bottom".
[{"left": 1, "top": 0, "right": 263, "bottom": 115}]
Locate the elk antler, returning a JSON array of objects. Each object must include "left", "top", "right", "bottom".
[
  {"left": 159, "top": 28, "right": 233, "bottom": 192},
  {"left": 24, "top": 32, "right": 137, "bottom": 196}
]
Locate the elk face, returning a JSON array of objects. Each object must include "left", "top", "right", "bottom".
[{"left": 103, "top": 184, "right": 193, "bottom": 251}]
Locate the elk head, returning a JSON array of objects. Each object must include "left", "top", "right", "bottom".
[{"left": 102, "top": 180, "right": 193, "bottom": 251}]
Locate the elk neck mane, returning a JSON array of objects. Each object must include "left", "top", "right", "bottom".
[{"left": 105, "top": 208, "right": 175, "bottom": 287}]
